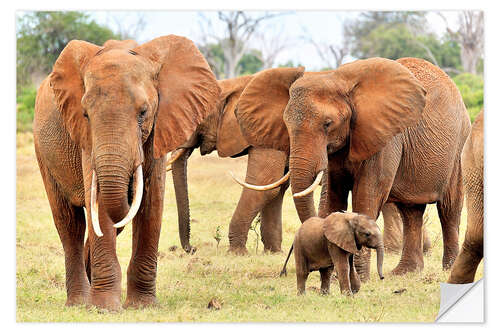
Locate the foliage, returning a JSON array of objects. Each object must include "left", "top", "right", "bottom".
[
  {"left": 213, "top": 226, "right": 222, "bottom": 255},
  {"left": 453, "top": 73, "right": 484, "bottom": 122},
  {"left": 238, "top": 50, "right": 263, "bottom": 75},
  {"left": 199, "top": 42, "right": 263, "bottom": 79},
  {"left": 16, "top": 11, "right": 118, "bottom": 89},
  {"left": 344, "top": 12, "right": 463, "bottom": 76},
  {"left": 16, "top": 86, "right": 37, "bottom": 132}
]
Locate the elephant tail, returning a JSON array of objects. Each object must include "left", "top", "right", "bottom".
[{"left": 279, "top": 243, "right": 294, "bottom": 277}]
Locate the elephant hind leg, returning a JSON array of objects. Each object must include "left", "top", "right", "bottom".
[
  {"left": 437, "top": 161, "right": 464, "bottom": 270},
  {"left": 319, "top": 267, "right": 334, "bottom": 295},
  {"left": 392, "top": 204, "right": 426, "bottom": 275},
  {"left": 37, "top": 164, "right": 90, "bottom": 306}
]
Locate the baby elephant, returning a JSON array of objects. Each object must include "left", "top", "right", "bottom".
[{"left": 293, "top": 212, "right": 384, "bottom": 295}]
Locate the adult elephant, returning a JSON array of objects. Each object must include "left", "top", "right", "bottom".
[
  {"left": 166, "top": 74, "right": 289, "bottom": 254},
  {"left": 235, "top": 58, "right": 471, "bottom": 277},
  {"left": 448, "top": 109, "right": 484, "bottom": 283},
  {"left": 33, "top": 37, "right": 220, "bottom": 310}
]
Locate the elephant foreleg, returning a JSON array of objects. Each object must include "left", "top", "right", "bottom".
[
  {"left": 228, "top": 147, "right": 287, "bottom": 254},
  {"left": 36, "top": 161, "right": 89, "bottom": 307},
  {"left": 260, "top": 177, "right": 289, "bottom": 253},
  {"left": 124, "top": 158, "right": 166, "bottom": 308}
]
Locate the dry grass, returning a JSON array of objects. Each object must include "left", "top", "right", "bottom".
[{"left": 16, "top": 132, "right": 483, "bottom": 322}]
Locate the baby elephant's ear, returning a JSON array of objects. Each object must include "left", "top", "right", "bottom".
[{"left": 323, "top": 212, "right": 358, "bottom": 254}]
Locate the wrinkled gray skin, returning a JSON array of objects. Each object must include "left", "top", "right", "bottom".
[{"left": 293, "top": 212, "right": 384, "bottom": 296}]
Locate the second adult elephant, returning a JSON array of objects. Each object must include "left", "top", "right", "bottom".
[
  {"left": 235, "top": 58, "right": 471, "bottom": 277},
  {"left": 166, "top": 74, "right": 289, "bottom": 254}
]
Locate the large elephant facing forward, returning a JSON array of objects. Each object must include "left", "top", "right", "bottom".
[
  {"left": 448, "top": 109, "right": 484, "bottom": 283},
  {"left": 33, "top": 37, "right": 220, "bottom": 310},
  {"left": 167, "top": 74, "right": 289, "bottom": 254},
  {"left": 235, "top": 58, "right": 471, "bottom": 277}
]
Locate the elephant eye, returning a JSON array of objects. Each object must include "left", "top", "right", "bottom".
[
  {"left": 323, "top": 119, "right": 333, "bottom": 131},
  {"left": 138, "top": 105, "right": 148, "bottom": 123},
  {"left": 82, "top": 109, "right": 89, "bottom": 120}
]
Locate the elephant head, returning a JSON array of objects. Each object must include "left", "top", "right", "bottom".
[
  {"left": 323, "top": 212, "right": 384, "bottom": 279},
  {"left": 235, "top": 59, "right": 426, "bottom": 222},
  {"left": 166, "top": 75, "right": 254, "bottom": 252},
  {"left": 49, "top": 36, "right": 220, "bottom": 236}
]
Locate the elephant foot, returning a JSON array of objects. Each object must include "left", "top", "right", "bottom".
[
  {"left": 391, "top": 261, "right": 423, "bottom": 276},
  {"left": 228, "top": 246, "right": 249, "bottom": 255},
  {"left": 124, "top": 294, "right": 157, "bottom": 309},
  {"left": 263, "top": 247, "right": 282, "bottom": 254},
  {"left": 88, "top": 292, "right": 122, "bottom": 312},
  {"left": 65, "top": 294, "right": 89, "bottom": 307}
]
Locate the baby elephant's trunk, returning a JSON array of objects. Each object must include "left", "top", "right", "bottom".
[{"left": 376, "top": 244, "right": 384, "bottom": 280}]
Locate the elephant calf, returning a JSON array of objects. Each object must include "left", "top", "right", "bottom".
[{"left": 293, "top": 212, "right": 384, "bottom": 296}]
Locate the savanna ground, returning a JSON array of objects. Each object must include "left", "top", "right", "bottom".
[{"left": 16, "top": 132, "right": 483, "bottom": 322}]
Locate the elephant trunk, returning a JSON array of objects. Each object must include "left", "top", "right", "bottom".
[
  {"left": 171, "top": 148, "right": 193, "bottom": 253},
  {"left": 94, "top": 150, "right": 134, "bottom": 223},
  {"left": 376, "top": 243, "right": 385, "bottom": 280},
  {"left": 289, "top": 147, "right": 327, "bottom": 222}
]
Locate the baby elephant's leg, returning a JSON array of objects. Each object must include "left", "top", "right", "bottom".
[
  {"left": 328, "top": 245, "right": 352, "bottom": 295},
  {"left": 349, "top": 254, "right": 361, "bottom": 294},
  {"left": 319, "top": 267, "right": 334, "bottom": 295}
]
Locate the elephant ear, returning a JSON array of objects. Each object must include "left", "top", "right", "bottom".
[
  {"left": 216, "top": 75, "right": 254, "bottom": 157},
  {"left": 49, "top": 40, "right": 101, "bottom": 150},
  {"left": 235, "top": 67, "right": 305, "bottom": 152},
  {"left": 133, "top": 35, "right": 221, "bottom": 159},
  {"left": 323, "top": 212, "right": 358, "bottom": 254},
  {"left": 334, "top": 57, "right": 427, "bottom": 162}
]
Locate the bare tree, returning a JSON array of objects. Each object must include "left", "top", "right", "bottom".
[
  {"left": 198, "top": 11, "right": 287, "bottom": 78},
  {"left": 106, "top": 12, "right": 147, "bottom": 41},
  {"left": 439, "top": 11, "right": 484, "bottom": 74},
  {"left": 303, "top": 24, "right": 350, "bottom": 69},
  {"left": 253, "top": 27, "right": 291, "bottom": 69}
]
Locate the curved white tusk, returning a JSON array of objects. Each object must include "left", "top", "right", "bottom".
[
  {"left": 292, "top": 170, "right": 324, "bottom": 198},
  {"left": 165, "top": 148, "right": 187, "bottom": 168},
  {"left": 113, "top": 165, "right": 144, "bottom": 229},
  {"left": 90, "top": 170, "right": 103, "bottom": 237},
  {"left": 229, "top": 171, "right": 290, "bottom": 191},
  {"left": 165, "top": 165, "right": 172, "bottom": 173}
]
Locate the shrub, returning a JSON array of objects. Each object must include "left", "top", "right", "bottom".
[
  {"left": 17, "top": 85, "right": 37, "bottom": 132},
  {"left": 453, "top": 73, "right": 484, "bottom": 122}
]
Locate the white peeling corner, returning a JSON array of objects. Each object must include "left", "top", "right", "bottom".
[{"left": 436, "top": 279, "right": 484, "bottom": 322}]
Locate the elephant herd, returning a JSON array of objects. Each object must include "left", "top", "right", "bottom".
[{"left": 32, "top": 35, "right": 483, "bottom": 311}]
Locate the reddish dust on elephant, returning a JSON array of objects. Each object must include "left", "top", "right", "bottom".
[
  {"left": 33, "top": 37, "right": 220, "bottom": 310},
  {"left": 235, "top": 58, "right": 471, "bottom": 278}
]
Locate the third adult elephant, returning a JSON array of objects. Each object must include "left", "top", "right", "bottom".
[
  {"left": 235, "top": 58, "right": 471, "bottom": 277},
  {"left": 448, "top": 109, "right": 484, "bottom": 283},
  {"left": 166, "top": 74, "right": 289, "bottom": 254}
]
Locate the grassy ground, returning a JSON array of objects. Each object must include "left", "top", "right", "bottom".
[{"left": 16, "top": 132, "right": 483, "bottom": 322}]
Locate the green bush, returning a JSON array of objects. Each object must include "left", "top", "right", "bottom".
[
  {"left": 453, "top": 73, "right": 484, "bottom": 122},
  {"left": 17, "top": 85, "right": 37, "bottom": 132}
]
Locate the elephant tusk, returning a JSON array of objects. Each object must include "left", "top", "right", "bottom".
[
  {"left": 165, "top": 148, "right": 187, "bottom": 169},
  {"left": 113, "top": 165, "right": 144, "bottom": 229},
  {"left": 90, "top": 170, "right": 103, "bottom": 237},
  {"left": 165, "top": 165, "right": 172, "bottom": 173},
  {"left": 229, "top": 171, "right": 290, "bottom": 191},
  {"left": 292, "top": 170, "right": 324, "bottom": 198}
]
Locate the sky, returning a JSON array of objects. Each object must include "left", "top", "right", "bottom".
[{"left": 91, "top": 10, "right": 461, "bottom": 71}]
